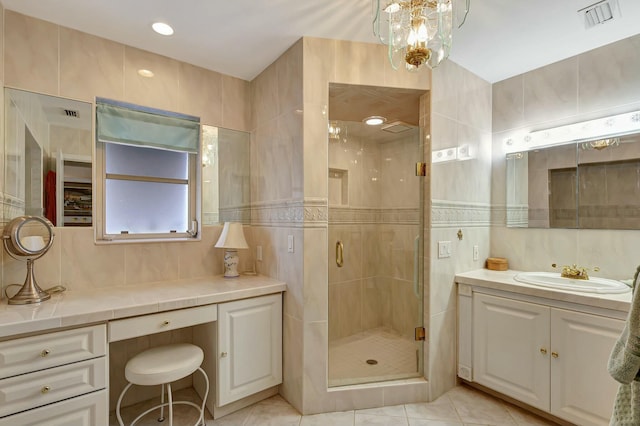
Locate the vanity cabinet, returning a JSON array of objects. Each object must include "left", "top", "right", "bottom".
[
  {"left": 216, "top": 293, "right": 282, "bottom": 406},
  {"left": 461, "top": 288, "right": 624, "bottom": 426},
  {"left": 0, "top": 324, "right": 108, "bottom": 425}
]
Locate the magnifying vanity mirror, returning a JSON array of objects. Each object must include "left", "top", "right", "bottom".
[
  {"left": 2, "top": 215, "right": 58, "bottom": 304},
  {"left": 506, "top": 114, "right": 640, "bottom": 229}
]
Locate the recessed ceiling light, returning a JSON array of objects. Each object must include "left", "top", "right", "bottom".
[
  {"left": 152, "top": 22, "right": 174, "bottom": 36},
  {"left": 363, "top": 116, "right": 387, "bottom": 126},
  {"left": 138, "top": 69, "right": 154, "bottom": 78}
]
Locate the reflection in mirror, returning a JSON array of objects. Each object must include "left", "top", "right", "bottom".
[
  {"left": 201, "top": 125, "right": 251, "bottom": 225},
  {"left": 506, "top": 132, "right": 640, "bottom": 229},
  {"left": 3, "top": 88, "right": 92, "bottom": 227}
]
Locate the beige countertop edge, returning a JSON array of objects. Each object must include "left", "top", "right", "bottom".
[
  {"left": 455, "top": 269, "right": 632, "bottom": 313},
  {"left": 0, "top": 275, "right": 286, "bottom": 339}
]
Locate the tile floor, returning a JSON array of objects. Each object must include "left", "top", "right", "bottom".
[
  {"left": 110, "top": 384, "right": 562, "bottom": 426},
  {"left": 329, "top": 327, "right": 420, "bottom": 387}
]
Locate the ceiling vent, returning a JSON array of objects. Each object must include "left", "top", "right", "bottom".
[
  {"left": 381, "top": 121, "right": 414, "bottom": 134},
  {"left": 579, "top": 0, "right": 620, "bottom": 29},
  {"left": 63, "top": 109, "right": 79, "bottom": 118}
]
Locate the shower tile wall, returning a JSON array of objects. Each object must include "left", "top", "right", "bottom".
[{"left": 492, "top": 33, "right": 640, "bottom": 278}]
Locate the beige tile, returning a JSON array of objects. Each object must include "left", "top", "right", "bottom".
[
  {"left": 5, "top": 11, "right": 59, "bottom": 95},
  {"left": 428, "top": 309, "right": 457, "bottom": 399},
  {"left": 123, "top": 46, "right": 180, "bottom": 111},
  {"left": 357, "top": 405, "right": 407, "bottom": 417},
  {"left": 303, "top": 37, "right": 335, "bottom": 105},
  {"left": 59, "top": 27, "right": 124, "bottom": 102},
  {"left": 492, "top": 75, "right": 524, "bottom": 133},
  {"left": 335, "top": 40, "right": 386, "bottom": 86},
  {"left": 301, "top": 410, "right": 354, "bottom": 426},
  {"left": 123, "top": 242, "right": 181, "bottom": 285},
  {"left": 60, "top": 226, "right": 125, "bottom": 290},
  {"left": 303, "top": 228, "right": 328, "bottom": 322},
  {"left": 277, "top": 109, "right": 304, "bottom": 200},
  {"left": 277, "top": 39, "right": 303, "bottom": 112},
  {"left": 281, "top": 314, "right": 303, "bottom": 412},
  {"left": 578, "top": 34, "right": 640, "bottom": 114},
  {"left": 523, "top": 57, "right": 578, "bottom": 125},
  {"left": 243, "top": 395, "right": 302, "bottom": 425},
  {"left": 221, "top": 74, "right": 250, "bottom": 131},
  {"left": 355, "top": 413, "right": 408, "bottom": 425},
  {"left": 447, "top": 386, "right": 516, "bottom": 425},
  {"left": 302, "top": 321, "right": 336, "bottom": 414},
  {"left": 178, "top": 225, "right": 224, "bottom": 279},
  {"left": 405, "top": 394, "right": 461, "bottom": 422},
  {"left": 178, "top": 63, "right": 222, "bottom": 126},
  {"left": 251, "top": 62, "right": 279, "bottom": 128},
  {"left": 0, "top": 3, "right": 5, "bottom": 83}
]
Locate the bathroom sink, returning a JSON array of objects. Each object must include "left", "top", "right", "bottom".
[{"left": 513, "top": 272, "right": 631, "bottom": 294}]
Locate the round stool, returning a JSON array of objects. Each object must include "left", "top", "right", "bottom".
[{"left": 116, "top": 343, "right": 209, "bottom": 426}]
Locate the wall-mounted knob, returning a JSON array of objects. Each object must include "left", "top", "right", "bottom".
[
  {"left": 41, "top": 386, "right": 51, "bottom": 394},
  {"left": 221, "top": 352, "right": 228, "bottom": 358},
  {"left": 540, "top": 348, "right": 547, "bottom": 355},
  {"left": 162, "top": 320, "right": 170, "bottom": 326},
  {"left": 551, "top": 352, "right": 559, "bottom": 358},
  {"left": 40, "top": 349, "right": 51, "bottom": 357}
]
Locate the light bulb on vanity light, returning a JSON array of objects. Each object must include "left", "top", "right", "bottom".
[{"left": 214, "top": 222, "right": 249, "bottom": 278}]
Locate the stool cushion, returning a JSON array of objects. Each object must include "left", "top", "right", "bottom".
[{"left": 125, "top": 343, "right": 204, "bottom": 386}]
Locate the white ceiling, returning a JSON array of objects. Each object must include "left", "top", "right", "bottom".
[{"left": 2, "top": 0, "right": 640, "bottom": 83}]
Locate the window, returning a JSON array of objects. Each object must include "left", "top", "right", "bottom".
[{"left": 95, "top": 98, "right": 200, "bottom": 241}]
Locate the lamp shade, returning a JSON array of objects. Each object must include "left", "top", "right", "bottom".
[{"left": 214, "top": 222, "right": 249, "bottom": 249}]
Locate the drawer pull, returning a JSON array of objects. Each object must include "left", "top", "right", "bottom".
[
  {"left": 552, "top": 351, "right": 559, "bottom": 358},
  {"left": 40, "top": 349, "right": 51, "bottom": 357},
  {"left": 162, "top": 320, "right": 170, "bottom": 326},
  {"left": 41, "top": 386, "right": 51, "bottom": 394},
  {"left": 539, "top": 348, "right": 547, "bottom": 355},
  {"left": 221, "top": 352, "right": 228, "bottom": 358}
]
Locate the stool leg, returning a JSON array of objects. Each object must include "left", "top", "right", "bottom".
[
  {"left": 158, "top": 383, "right": 166, "bottom": 422},
  {"left": 116, "top": 382, "right": 133, "bottom": 426},
  {"left": 167, "top": 383, "right": 174, "bottom": 426},
  {"left": 197, "top": 367, "right": 210, "bottom": 426}
]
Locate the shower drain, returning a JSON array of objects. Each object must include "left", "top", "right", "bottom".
[{"left": 366, "top": 359, "right": 378, "bottom": 365}]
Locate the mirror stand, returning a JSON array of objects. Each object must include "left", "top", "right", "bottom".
[{"left": 6, "top": 258, "right": 50, "bottom": 305}]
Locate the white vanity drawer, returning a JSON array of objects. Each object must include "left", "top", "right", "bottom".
[
  {"left": 0, "top": 357, "right": 107, "bottom": 418},
  {"left": 108, "top": 304, "right": 217, "bottom": 342},
  {"left": 0, "top": 389, "right": 108, "bottom": 426},
  {"left": 0, "top": 324, "right": 106, "bottom": 379}
]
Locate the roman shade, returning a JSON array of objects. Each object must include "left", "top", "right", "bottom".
[{"left": 96, "top": 98, "right": 200, "bottom": 153}]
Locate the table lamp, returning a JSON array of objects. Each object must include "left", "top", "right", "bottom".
[{"left": 214, "top": 222, "right": 249, "bottom": 278}]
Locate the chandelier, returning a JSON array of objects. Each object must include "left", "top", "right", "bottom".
[{"left": 372, "top": 0, "right": 470, "bottom": 71}]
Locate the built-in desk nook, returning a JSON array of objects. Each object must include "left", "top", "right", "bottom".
[{"left": 0, "top": 275, "right": 286, "bottom": 425}]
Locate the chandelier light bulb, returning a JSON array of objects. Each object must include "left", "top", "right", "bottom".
[{"left": 372, "top": 0, "right": 470, "bottom": 71}]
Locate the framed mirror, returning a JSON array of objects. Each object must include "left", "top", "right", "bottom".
[
  {"left": 506, "top": 131, "right": 640, "bottom": 229},
  {"left": 3, "top": 88, "right": 92, "bottom": 227}
]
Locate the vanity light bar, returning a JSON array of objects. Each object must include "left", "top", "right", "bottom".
[
  {"left": 504, "top": 109, "right": 640, "bottom": 153},
  {"left": 432, "top": 144, "right": 474, "bottom": 164}
]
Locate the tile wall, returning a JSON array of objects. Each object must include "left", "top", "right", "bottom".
[
  {"left": 429, "top": 60, "right": 493, "bottom": 399},
  {"left": 491, "top": 34, "right": 640, "bottom": 279}
]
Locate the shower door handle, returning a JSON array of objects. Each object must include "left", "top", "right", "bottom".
[
  {"left": 413, "top": 235, "right": 420, "bottom": 298},
  {"left": 336, "top": 241, "right": 344, "bottom": 268}
]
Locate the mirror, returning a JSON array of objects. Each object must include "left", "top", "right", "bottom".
[
  {"left": 2, "top": 88, "right": 252, "bottom": 228},
  {"left": 3, "top": 88, "right": 92, "bottom": 227},
  {"left": 506, "top": 131, "right": 640, "bottom": 229},
  {"left": 201, "top": 125, "right": 251, "bottom": 225}
]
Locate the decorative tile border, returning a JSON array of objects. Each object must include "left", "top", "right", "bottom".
[
  {"left": 432, "top": 200, "right": 491, "bottom": 228},
  {"left": 251, "top": 199, "right": 328, "bottom": 228},
  {"left": 329, "top": 207, "right": 420, "bottom": 225},
  {"left": 0, "top": 193, "right": 25, "bottom": 225}
]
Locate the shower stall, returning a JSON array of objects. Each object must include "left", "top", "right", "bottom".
[{"left": 327, "top": 84, "right": 426, "bottom": 387}]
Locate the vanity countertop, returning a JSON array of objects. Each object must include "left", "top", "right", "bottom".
[
  {"left": 0, "top": 275, "right": 286, "bottom": 339},
  {"left": 455, "top": 269, "right": 632, "bottom": 313}
]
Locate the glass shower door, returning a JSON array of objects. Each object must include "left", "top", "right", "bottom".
[{"left": 327, "top": 116, "right": 424, "bottom": 387}]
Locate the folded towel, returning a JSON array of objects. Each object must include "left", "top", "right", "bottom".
[{"left": 608, "top": 268, "right": 640, "bottom": 425}]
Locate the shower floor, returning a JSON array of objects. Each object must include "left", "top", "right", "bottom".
[{"left": 328, "top": 327, "right": 421, "bottom": 387}]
